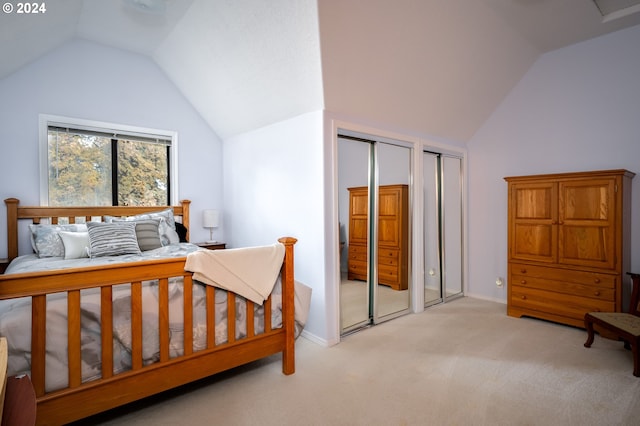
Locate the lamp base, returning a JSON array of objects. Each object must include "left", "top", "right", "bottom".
[{"left": 206, "top": 240, "right": 218, "bottom": 244}]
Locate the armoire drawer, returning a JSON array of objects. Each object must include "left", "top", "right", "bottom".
[
  {"left": 378, "top": 249, "right": 398, "bottom": 267},
  {"left": 509, "top": 263, "right": 616, "bottom": 288},
  {"left": 379, "top": 265, "right": 398, "bottom": 281},
  {"left": 348, "top": 245, "right": 367, "bottom": 262},
  {"left": 347, "top": 260, "right": 367, "bottom": 281},
  {"left": 509, "top": 272, "right": 615, "bottom": 301},
  {"left": 510, "top": 285, "right": 615, "bottom": 320}
]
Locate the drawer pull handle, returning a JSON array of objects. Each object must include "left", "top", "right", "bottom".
[
  {"left": 520, "top": 269, "right": 527, "bottom": 274},
  {"left": 520, "top": 280, "right": 527, "bottom": 285},
  {"left": 521, "top": 295, "right": 527, "bottom": 300},
  {"left": 594, "top": 291, "right": 600, "bottom": 296},
  {"left": 594, "top": 278, "right": 600, "bottom": 283}
]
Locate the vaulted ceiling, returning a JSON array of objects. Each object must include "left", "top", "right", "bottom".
[{"left": 2, "top": 0, "right": 640, "bottom": 142}]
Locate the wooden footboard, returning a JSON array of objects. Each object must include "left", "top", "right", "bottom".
[
  {"left": 0, "top": 237, "right": 296, "bottom": 425},
  {"left": 1, "top": 198, "right": 297, "bottom": 425}
]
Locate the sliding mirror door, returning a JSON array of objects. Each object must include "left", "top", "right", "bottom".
[
  {"left": 338, "top": 137, "right": 372, "bottom": 331},
  {"left": 338, "top": 135, "right": 412, "bottom": 335},
  {"left": 423, "top": 152, "right": 464, "bottom": 306},
  {"left": 423, "top": 152, "right": 442, "bottom": 305},
  {"left": 376, "top": 142, "right": 411, "bottom": 319},
  {"left": 442, "top": 156, "right": 463, "bottom": 299}
]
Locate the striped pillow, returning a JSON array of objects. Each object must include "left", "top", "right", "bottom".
[
  {"left": 130, "top": 219, "right": 162, "bottom": 251},
  {"left": 87, "top": 222, "right": 141, "bottom": 258}
]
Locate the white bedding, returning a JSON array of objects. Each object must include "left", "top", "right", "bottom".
[{"left": 0, "top": 243, "right": 309, "bottom": 392}]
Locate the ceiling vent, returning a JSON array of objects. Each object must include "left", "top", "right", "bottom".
[{"left": 592, "top": 0, "right": 640, "bottom": 22}]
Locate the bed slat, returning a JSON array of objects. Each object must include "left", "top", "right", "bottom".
[
  {"left": 183, "top": 275, "right": 193, "bottom": 356},
  {"left": 68, "top": 290, "right": 82, "bottom": 388},
  {"left": 247, "top": 301, "right": 255, "bottom": 338},
  {"left": 131, "top": 282, "right": 143, "bottom": 370},
  {"left": 227, "top": 293, "right": 236, "bottom": 344},
  {"left": 101, "top": 286, "right": 114, "bottom": 379},
  {"left": 31, "top": 295, "right": 47, "bottom": 397},
  {"left": 206, "top": 286, "right": 215, "bottom": 348},
  {"left": 265, "top": 297, "right": 272, "bottom": 333},
  {"left": 159, "top": 278, "right": 170, "bottom": 362}
]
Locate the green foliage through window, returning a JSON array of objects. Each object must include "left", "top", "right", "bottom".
[{"left": 48, "top": 127, "right": 170, "bottom": 207}]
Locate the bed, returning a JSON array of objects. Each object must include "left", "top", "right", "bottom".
[{"left": 0, "top": 198, "right": 303, "bottom": 425}]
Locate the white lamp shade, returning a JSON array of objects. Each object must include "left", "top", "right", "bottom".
[{"left": 202, "top": 210, "right": 220, "bottom": 228}]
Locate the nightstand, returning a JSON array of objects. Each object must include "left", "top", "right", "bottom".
[{"left": 195, "top": 242, "right": 226, "bottom": 250}]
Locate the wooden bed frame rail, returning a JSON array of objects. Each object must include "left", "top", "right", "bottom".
[
  {"left": 0, "top": 198, "right": 297, "bottom": 425},
  {"left": 4, "top": 197, "right": 191, "bottom": 262}
]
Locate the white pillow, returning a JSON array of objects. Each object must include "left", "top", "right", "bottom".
[{"left": 59, "top": 231, "right": 90, "bottom": 259}]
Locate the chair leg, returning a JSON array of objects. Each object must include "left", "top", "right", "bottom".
[
  {"left": 633, "top": 341, "right": 640, "bottom": 377},
  {"left": 584, "top": 315, "right": 595, "bottom": 348}
]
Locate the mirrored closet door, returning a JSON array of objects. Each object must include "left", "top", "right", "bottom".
[
  {"left": 338, "top": 135, "right": 412, "bottom": 335},
  {"left": 423, "top": 152, "right": 464, "bottom": 306}
]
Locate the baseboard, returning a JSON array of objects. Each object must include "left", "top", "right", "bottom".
[
  {"left": 464, "top": 293, "right": 507, "bottom": 305},
  {"left": 299, "top": 330, "right": 336, "bottom": 347}
]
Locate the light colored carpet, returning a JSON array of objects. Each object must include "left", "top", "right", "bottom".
[
  {"left": 76, "top": 297, "right": 640, "bottom": 425},
  {"left": 340, "top": 278, "right": 409, "bottom": 328}
]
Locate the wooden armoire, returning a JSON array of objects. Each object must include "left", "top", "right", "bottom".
[
  {"left": 504, "top": 169, "right": 634, "bottom": 328},
  {"left": 347, "top": 184, "right": 408, "bottom": 291}
]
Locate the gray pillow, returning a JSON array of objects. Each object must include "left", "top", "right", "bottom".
[
  {"left": 87, "top": 222, "right": 141, "bottom": 258},
  {"left": 115, "top": 218, "right": 162, "bottom": 251},
  {"left": 105, "top": 208, "right": 179, "bottom": 246}
]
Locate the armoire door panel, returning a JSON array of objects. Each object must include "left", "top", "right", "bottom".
[
  {"left": 350, "top": 192, "right": 368, "bottom": 216},
  {"left": 513, "top": 224, "right": 555, "bottom": 261},
  {"left": 379, "top": 217, "right": 399, "bottom": 247},
  {"left": 559, "top": 226, "right": 613, "bottom": 268},
  {"left": 379, "top": 191, "right": 400, "bottom": 216},
  {"left": 558, "top": 177, "right": 616, "bottom": 269},
  {"left": 514, "top": 185, "right": 555, "bottom": 220},
  {"left": 349, "top": 218, "right": 368, "bottom": 244},
  {"left": 559, "top": 179, "right": 613, "bottom": 221},
  {"left": 509, "top": 182, "right": 558, "bottom": 263}
]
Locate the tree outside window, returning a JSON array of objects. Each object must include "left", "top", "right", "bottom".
[{"left": 47, "top": 126, "right": 171, "bottom": 207}]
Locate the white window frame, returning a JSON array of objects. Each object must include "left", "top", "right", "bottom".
[{"left": 39, "top": 114, "right": 179, "bottom": 206}]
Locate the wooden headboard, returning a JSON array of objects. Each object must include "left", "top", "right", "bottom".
[{"left": 4, "top": 198, "right": 191, "bottom": 262}]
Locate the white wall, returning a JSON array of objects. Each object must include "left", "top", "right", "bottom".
[
  {"left": 0, "top": 39, "right": 222, "bottom": 256},
  {"left": 467, "top": 24, "right": 640, "bottom": 302},
  {"left": 223, "top": 111, "right": 327, "bottom": 342}
]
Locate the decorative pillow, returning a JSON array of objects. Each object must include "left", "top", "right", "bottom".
[
  {"left": 115, "top": 218, "right": 162, "bottom": 251},
  {"left": 59, "top": 231, "right": 90, "bottom": 259},
  {"left": 105, "top": 208, "right": 179, "bottom": 246},
  {"left": 29, "top": 223, "right": 88, "bottom": 258},
  {"left": 86, "top": 222, "right": 141, "bottom": 258}
]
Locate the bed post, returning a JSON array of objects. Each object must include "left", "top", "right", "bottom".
[
  {"left": 278, "top": 236, "right": 297, "bottom": 375},
  {"left": 180, "top": 199, "right": 191, "bottom": 242},
  {"left": 5, "top": 198, "right": 19, "bottom": 261}
]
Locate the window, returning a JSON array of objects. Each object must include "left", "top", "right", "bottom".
[{"left": 39, "top": 115, "right": 178, "bottom": 207}]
